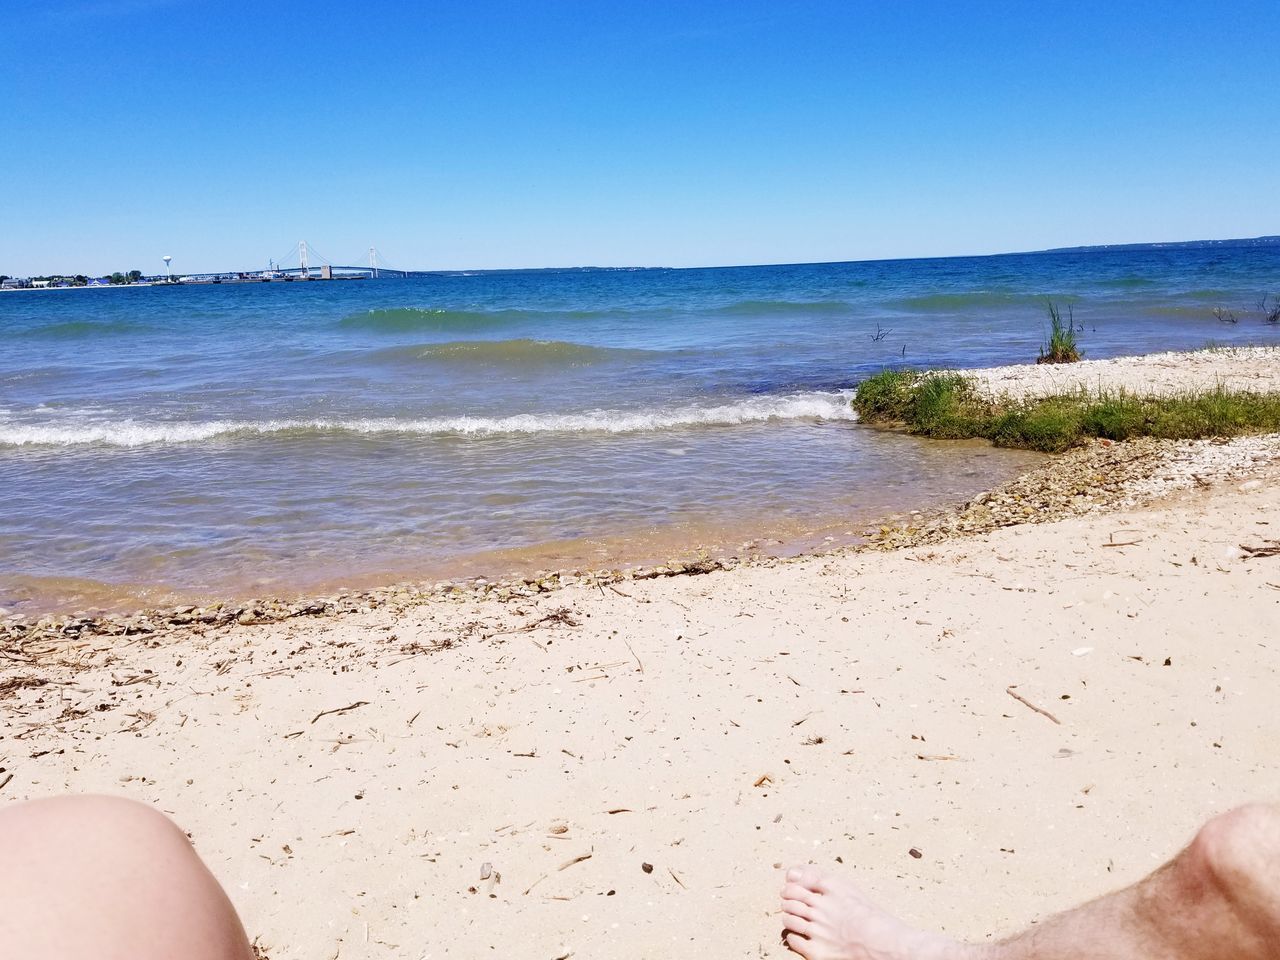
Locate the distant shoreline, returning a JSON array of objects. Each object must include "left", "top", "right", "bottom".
[
  {"left": 0, "top": 283, "right": 156, "bottom": 292},
  {"left": 4, "top": 234, "right": 1277, "bottom": 284}
]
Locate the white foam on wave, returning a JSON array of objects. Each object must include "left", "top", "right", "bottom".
[{"left": 0, "top": 391, "right": 858, "bottom": 448}]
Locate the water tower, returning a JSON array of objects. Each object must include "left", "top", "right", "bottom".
[{"left": 163, "top": 255, "right": 173, "bottom": 281}]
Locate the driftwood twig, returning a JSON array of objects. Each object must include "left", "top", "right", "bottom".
[
  {"left": 1240, "top": 541, "right": 1280, "bottom": 559},
  {"left": 1005, "top": 686, "right": 1062, "bottom": 725},
  {"left": 311, "top": 701, "right": 369, "bottom": 725},
  {"left": 557, "top": 852, "right": 592, "bottom": 871}
]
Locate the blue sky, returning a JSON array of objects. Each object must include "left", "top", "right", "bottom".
[{"left": 2, "top": 0, "right": 1278, "bottom": 274}]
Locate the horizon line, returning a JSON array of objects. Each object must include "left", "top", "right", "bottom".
[{"left": 7, "top": 233, "right": 1278, "bottom": 280}]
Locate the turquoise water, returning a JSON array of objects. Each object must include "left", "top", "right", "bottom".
[{"left": 1, "top": 247, "right": 1277, "bottom": 612}]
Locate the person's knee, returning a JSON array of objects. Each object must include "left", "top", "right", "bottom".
[
  {"left": 1, "top": 794, "right": 191, "bottom": 862},
  {"left": 1188, "top": 804, "right": 1280, "bottom": 915},
  {"left": 0, "top": 796, "right": 253, "bottom": 960}
]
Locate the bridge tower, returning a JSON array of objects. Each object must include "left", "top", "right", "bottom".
[
  {"left": 369, "top": 247, "right": 379, "bottom": 279},
  {"left": 299, "top": 240, "right": 309, "bottom": 279}
]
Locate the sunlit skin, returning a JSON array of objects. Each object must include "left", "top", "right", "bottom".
[{"left": 781, "top": 804, "right": 1280, "bottom": 960}]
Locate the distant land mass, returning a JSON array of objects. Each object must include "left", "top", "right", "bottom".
[{"left": 1037, "top": 235, "right": 1280, "bottom": 254}]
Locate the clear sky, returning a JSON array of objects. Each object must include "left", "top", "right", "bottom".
[{"left": 3, "top": 0, "right": 1278, "bottom": 275}]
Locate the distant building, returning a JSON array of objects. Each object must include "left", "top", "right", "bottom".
[
  {"left": 1, "top": 277, "right": 29, "bottom": 289},
  {"left": 87, "top": 277, "right": 109, "bottom": 286}
]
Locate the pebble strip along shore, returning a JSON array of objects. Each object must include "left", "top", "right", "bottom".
[{"left": 4, "top": 432, "right": 1276, "bottom": 664}]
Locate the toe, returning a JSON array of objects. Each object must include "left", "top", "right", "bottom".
[
  {"left": 781, "top": 898, "right": 815, "bottom": 921},
  {"left": 781, "top": 912, "right": 812, "bottom": 938},
  {"left": 781, "top": 882, "right": 822, "bottom": 906},
  {"left": 785, "top": 864, "right": 828, "bottom": 892},
  {"left": 783, "top": 931, "right": 815, "bottom": 958}
]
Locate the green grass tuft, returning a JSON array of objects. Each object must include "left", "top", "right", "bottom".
[
  {"left": 1037, "top": 300, "right": 1082, "bottom": 364},
  {"left": 853, "top": 374, "right": 1280, "bottom": 453},
  {"left": 907, "top": 373, "right": 989, "bottom": 439},
  {"left": 850, "top": 368, "right": 917, "bottom": 421}
]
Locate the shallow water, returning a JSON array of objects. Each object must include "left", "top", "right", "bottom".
[{"left": 1, "top": 247, "right": 1277, "bottom": 613}]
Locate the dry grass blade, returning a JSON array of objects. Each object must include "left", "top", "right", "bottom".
[
  {"left": 557, "top": 852, "right": 592, "bottom": 871},
  {"left": 521, "top": 608, "right": 581, "bottom": 631}
]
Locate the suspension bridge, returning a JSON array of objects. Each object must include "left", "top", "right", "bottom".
[
  {"left": 267, "top": 241, "right": 417, "bottom": 279},
  {"left": 173, "top": 242, "right": 420, "bottom": 283}
]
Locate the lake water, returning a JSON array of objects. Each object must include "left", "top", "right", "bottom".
[{"left": 2, "top": 246, "right": 1277, "bottom": 613}]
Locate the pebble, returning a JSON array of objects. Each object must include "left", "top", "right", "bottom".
[{"left": 871, "top": 435, "right": 1280, "bottom": 551}]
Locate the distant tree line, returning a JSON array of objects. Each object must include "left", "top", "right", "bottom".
[{"left": 2, "top": 270, "right": 147, "bottom": 286}]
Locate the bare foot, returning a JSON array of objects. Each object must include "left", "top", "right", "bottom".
[{"left": 779, "top": 865, "right": 977, "bottom": 960}]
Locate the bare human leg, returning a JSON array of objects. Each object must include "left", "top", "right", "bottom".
[
  {"left": 0, "top": 794, "right": 254, "bottom": 960},
  {"left": 780, "top": 803, "right": 1280, "bottom": 960}
]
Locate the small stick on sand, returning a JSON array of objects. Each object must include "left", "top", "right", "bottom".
[
  {"left": 623, "top": 637, "right": 645, "bottom": 674},
  {"left": 1006, "top": 686, "right": 1062, "bottom": 725},
  {"left": 1241, "top": 541, "right": 1280, "bottom": 559},
  {"left": 523, "top": 873, "right": 549, "bottom": 896},
  {"left": 311, "top": 701, "right": 369, "bottom": 725},
  {"left": 558, "top": 852, "right": 592, "bottom": 871}
]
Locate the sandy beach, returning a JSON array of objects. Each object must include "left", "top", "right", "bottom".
[{"left": 4, "top": 350, "right": 1280, "bottom": 959}]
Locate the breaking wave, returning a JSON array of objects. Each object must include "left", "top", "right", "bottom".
[{"left": 0, "top": 392, "right": 857, "bottom": 448}]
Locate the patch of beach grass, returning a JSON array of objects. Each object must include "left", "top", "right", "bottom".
[
  {"left": 849, "top": 368, "right": 917, "bottom": 421},
  {"left": 1037, "top": 300, "right": 1082, "bottom": 364},
  {"left": 908, "top": 373, "right": 990, "bottom": 439},
  {"left": 854, "top": 374, "right": 1280, "bottom": 453}
]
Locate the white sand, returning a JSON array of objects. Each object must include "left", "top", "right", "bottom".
[
  {"left": 959, "top": 346, "right": 1280, "bottom": 400},
  {"left": 5, "top": 448, "right": 1279, "bottom": 958}
]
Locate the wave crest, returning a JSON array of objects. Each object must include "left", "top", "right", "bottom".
[
  {"left": 710, "top": 299, "right": 851, "bottom": 316},
  {"left": 892, "top": 291, "right": 1057, "bottom": 311},
  {"left": 370, "top": 339, "right": 656, "bottom": 367},
  {"left": 19, "top": 320, "right": 154, "bottom": 339},
  {"left": 338, "top": 307, "right": 520, "bottom": 333},
  {"left": 0, "top": 392, "right": 856, "bottom": 448}
]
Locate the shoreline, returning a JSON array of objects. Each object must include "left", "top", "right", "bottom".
[
  {"left": 4, "top": 421, "right": 1278, "bottom": 957},
  {"left": 3, "top": 431, "right": 1276, "bottom": 650},
  {"left": 4, "top": 346, "right": 1279, "bottom": 644}
]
